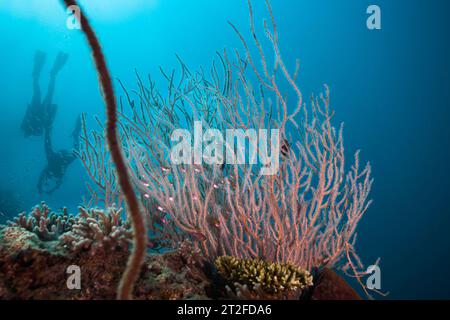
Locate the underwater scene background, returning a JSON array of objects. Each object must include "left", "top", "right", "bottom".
[{"left": 0, "top": 0, "right": 449, "bottom": 299}]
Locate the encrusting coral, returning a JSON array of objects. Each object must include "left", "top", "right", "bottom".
[
  {"left": 215, "top": 256, "right": 314, "bottom": 297},
  {"left": 9, "top": 202, "right": 75, "bottom": 241}
]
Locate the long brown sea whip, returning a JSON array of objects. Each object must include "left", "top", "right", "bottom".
[{"left": 60, "top": 0, "right": 147, "bottom": 299}]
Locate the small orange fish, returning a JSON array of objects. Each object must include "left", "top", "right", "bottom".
[
  {"left": 207, "top": 216, "right": 221, "bottom": 229},
  {"left": 160, "top": 216, "right": 168, "bottom": 225},
  {"left": 191, "top": 231, "right": 207, "bottom": 242}
]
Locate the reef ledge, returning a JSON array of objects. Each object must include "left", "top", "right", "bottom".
[{"left": 0, "top": 223, "right": 360, "bottom": 300}]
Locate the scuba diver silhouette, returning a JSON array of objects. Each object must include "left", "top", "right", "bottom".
[
  {"left": 21, "top": 50, "right": 81, "bottom": 194},
  {"left": 21, "top": 50, "right": 69, "bottom": 137},
  {"left": 37, "top": 114, "right": 81, "bottom": 194}
]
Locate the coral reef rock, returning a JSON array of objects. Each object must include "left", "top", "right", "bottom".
[
  {"left": 311, "top": 268, "right": 361, "bottom": 300},
  {"left": 0, "top": 205, "right": 211, "bottom": 300},
  {"left": 0, "top": 225, "right": 211, "bottom": 300},
  {"left": 0, "top": 203, "right": 362, "bottom": 300}
]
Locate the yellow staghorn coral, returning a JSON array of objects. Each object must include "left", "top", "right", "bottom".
[{"left": 215, "top": 256, "right": 313, "bottom": 295}]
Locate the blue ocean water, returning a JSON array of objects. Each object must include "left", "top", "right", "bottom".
[{"left": 0, "top": 0, "right": 449, "bottom": 299}]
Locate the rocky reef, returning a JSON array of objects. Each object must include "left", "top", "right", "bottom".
[
  {"left": 0, "top": 203, "right": 360, "bottom": 300},
  {"left": 0, "top": 204, "right": 209, "bottom": 300}
]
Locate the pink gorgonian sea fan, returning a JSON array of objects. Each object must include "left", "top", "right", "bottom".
[{"left": 77, "top": 0, "right": 374, "bottom": 293}]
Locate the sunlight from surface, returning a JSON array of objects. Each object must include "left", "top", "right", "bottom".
[{"left": 0, "top": 0, "right": 159, "bottom": 23}]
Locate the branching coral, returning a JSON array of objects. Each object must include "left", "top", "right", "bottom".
[
  {"left": 9, "top": 202, "right": 75, "bottom": 241},
  {"left": 60, "top": 207, "right": 133, "bottom": 253},
  {"left": 215, "top": 256, "right": 313, "bottom": 295},
  {"left": 9, "top": 203, "right": 132, "bottom": 253}
]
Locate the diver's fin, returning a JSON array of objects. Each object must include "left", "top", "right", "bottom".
[
  {"left": 32, "top": 50, "right": 47, "bottom": 78},
  {"left": 50, "top": 51, "right": 69, "bottom": 76}
]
